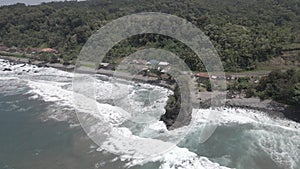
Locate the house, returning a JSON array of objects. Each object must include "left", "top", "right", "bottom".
[
  {"left": 161, "top": 66, "right": 171, "bottom": 73},
  {"left": 0, "top": 45, "right": 8, "bottom": 51},
  {"left": 195, "top": 72, "right": 210, "bottom": 82},
  {"left": 98, "top": 62, "right": 110, "bottom": 69},
  {"left": 226, "top": 75, "right": 235, "bottom": 81},
  {"left": 158, "top": 61, "right": 169, "bottom": 66},
  {"left": 211, "top": 75, "right": 218, "bottom": 80},
  {"left": 41, "top": 48, "right": 58, "bottom": 54},
  {"left": 195, "top": 72, "right": 236, "bottom": 83},
  {"left": 147, "top": 59, "right": 160, "bottom": 65}
]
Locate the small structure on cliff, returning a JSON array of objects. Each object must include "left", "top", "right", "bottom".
[{"left": 41, "top": 48, "right": 58, "bottom": 54}]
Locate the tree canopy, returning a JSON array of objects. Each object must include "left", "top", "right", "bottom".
[
  {"left": 256, "top": 69, "right": 300, "bottom": 105},
  {"left": 0, "top": 0, "right": 299, "bottom": 71}
]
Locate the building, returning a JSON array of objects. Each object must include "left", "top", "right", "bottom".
[
  {"left": 195, "top": 72, "right": 236, "bottom": 83},
  {"left": 226, "top": 75, "right": 235, "bottom": 81},
  {"left": 147, "top": 59, "right": 160, "bottom": 65},
  {"left": 0, "top": 45, "right": 8, "bottom": 51},
  {"left": 41, "top": 48, "right": 58, "bottom": 54},
  {"left": 158, "top": 61, "right": 169, "bottom": 66},
  {"left": 195, "top": 72, "right": 210, "bottom": 82},
  {"left": 98, "top": 62, "right": 110, "bottom": 69}
]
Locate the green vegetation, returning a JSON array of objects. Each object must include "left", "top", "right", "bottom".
[
  {"left": 256, "top": 69, "right": 300, "bottom": 105},
  {"left": 228, "top": 76, "right": 262, "bottom": 99},
  {"left": 1, "top": 0, "right": 300, "bottom": 107},
  {"left": 161, "top": 83, "right": 181, "bottom": 128},
  {"left": 203, "top": 80, "right": 212, "bottom": 92},
  {"left": 228, "top": 69, "right": 300, "bottom": 105},
  {"left": 0, "top": 51, "right": 27, "bottom": 58},
  {"left": 0, "top": 0, "right": 300, "bottom": 71},
  {"left": 228, "top": 77, "right": 252, "bottom": 95}
]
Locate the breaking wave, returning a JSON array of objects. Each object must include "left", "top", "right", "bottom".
[{"left": 1, "top": 59, "right": 299, "bottom": 169}]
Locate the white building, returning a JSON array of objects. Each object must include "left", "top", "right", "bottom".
[{"left": 158, "top": 62, "right": 169, "bottom": 66}]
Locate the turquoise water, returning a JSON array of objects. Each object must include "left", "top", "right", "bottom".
[
  {"left": 0, "top": 84, "right": 112, "bottom": 169},
  {"left": 0, "top": 60, "right": 300, "bottom": 169},
  {"left": 180, "top": 124, "right": 284, "bottom": 169},
  {"left": 0, "top": 85, "right": 75, "bottom": 169},
  {"left": 0, "top": 79, "right": 160, "bottom": 169},
  {"left": 1, "top": 82, "right": 300, "bottom": 169}
]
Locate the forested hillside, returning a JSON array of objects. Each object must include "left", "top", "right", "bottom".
[{"left": 0, "top": 0, "right": 299, "bottom": 71}]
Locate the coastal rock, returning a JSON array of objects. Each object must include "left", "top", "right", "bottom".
[
  {"left": 160, "top": 80, "right": 192, "bottom": 130},
  {"left": 3, "top": 68, "right": 12, "bottom": 71}
]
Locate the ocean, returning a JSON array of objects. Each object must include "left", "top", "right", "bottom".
[{"left": 0, "top": 59, "right": 299, "bottom": 169}]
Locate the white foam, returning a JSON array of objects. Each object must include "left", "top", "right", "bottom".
[
  {"left": 191, "top": 108, "right": 300, "bottom": 132},
  {"left": 190, "top": 108, "right": 300, "bottom": 169},
  {"left": 4, "top": 59, "right": 300, "bottom": 169},
  {"left": 26, "top": 79, "right": 130, "bottom": 126},
  {"left": 148, "top": 121, "right": 168, "bottom": 131},
  {"left": 0, "top": 76, "right": 20, "bottom": 80},
  {"left": 21, "top": 67, "right": 230, "bottom": 168},
  {"left": 0, "top": 59, "right": 73, "bottom": 77},
  {"left": 96, "top": 127, "right": 231, "bottom": 169},
  {"left": 159, "top": 148, "right": 230, "bottom": 169}
]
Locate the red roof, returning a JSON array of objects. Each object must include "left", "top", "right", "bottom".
[
  {"left": 195, "top": 73, "right": 209, "bottom": 78},
  {"left": 41, "top": 48, "right": 58, "bottom": 53},
  {"left": 0, "top": 45, "right": 8, "bottom": 50}
]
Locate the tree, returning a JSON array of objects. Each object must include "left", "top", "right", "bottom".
[{"left": 256, "top": 69, "right": 300, "bottom": 105}]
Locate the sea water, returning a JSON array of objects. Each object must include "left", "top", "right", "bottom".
[{"left": 0, "top": 59, "right": 299, "bottom": 169}]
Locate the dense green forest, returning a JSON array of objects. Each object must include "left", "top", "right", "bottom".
[
  {"left": 227, "top": 69, "right": 300, "bottom": 105},
  {"left": 0, "top": 0, "right": 300, "bottom": 71},
  {"left": 256, "top": 69, "right": 300, "bottom": 105}
]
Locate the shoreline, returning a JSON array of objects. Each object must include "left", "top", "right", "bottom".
[
  {"left": 1, "top": 55, "right": 299, "bottom": 124},
  {"left": 0, "top": 55, "right": 176, "bottom": 90},
  {"left": 203, "top": 95, "right": 300, "bottom": 123}
]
